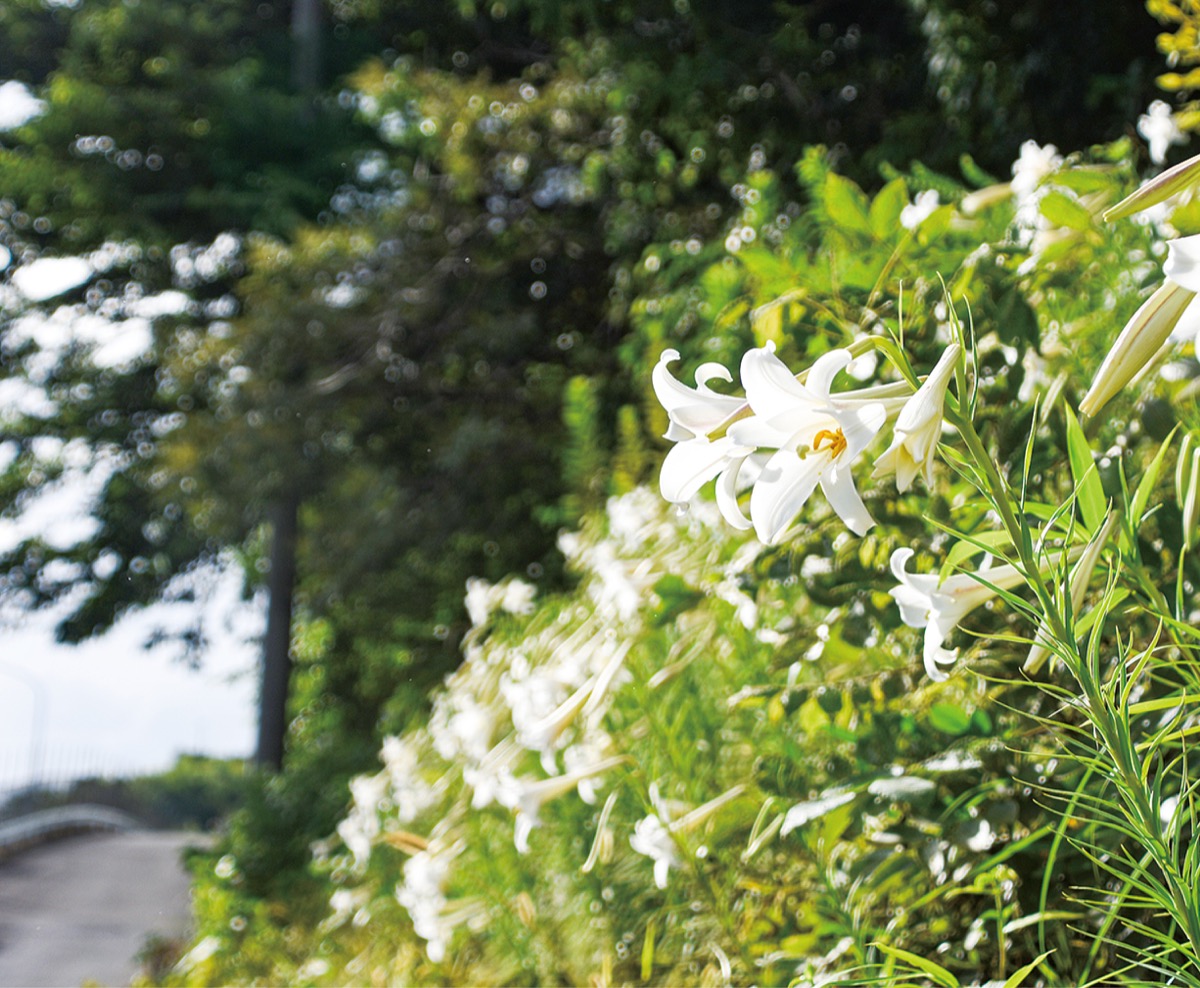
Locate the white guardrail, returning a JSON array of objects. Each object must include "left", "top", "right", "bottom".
[{"left": 0, "top": 804, "right": 140, "bottom": 860}]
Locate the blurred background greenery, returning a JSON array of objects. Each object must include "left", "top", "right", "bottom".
[{"left": 4, "top": 0, "right": 1200, "bottom": 983}]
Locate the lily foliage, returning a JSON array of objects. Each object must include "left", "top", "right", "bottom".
[{"left": 174, "top": 139, "right": 1200, "bottom": 987}]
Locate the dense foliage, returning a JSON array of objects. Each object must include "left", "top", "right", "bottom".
[
  {"left": 4, "top": 1, "right": 1200, "bottom": 984},
  {"left": 152, "top": 112, "right": 1200, "bottom": 981}
]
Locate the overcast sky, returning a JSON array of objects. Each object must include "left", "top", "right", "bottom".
[{"left": 0, "top": 574, "right": 260, "bottom": 792}]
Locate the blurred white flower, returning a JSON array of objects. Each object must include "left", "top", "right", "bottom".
[
  {"left": 562, "top": 732, "right": 616, "bottom": 804},
  {"left": 500, "top": 578, "right": 536, "bottom": 615},
  {"left": 630, "top": 813, "right": 677, "bottom": 889},
  {"left": 585, "top": 540, "right": 646, "bottom": 620},
  {"left": 429, "top": 693, "right": 496, "bottom": 763},
  {"left": 1010, "top": 139, "right": 1061, "bottom": 224},
  {"left": 379, "top": 736, "right": 436, "bottom": 823},
  {"left": 0, "top": 80, "right": 45, "bottom": 131},
  {"left": 337, "top": 771, "right": 390, "bottom": 868},
  {"left": 1138, "top": 100, "right": 1186, "bottom": 166},
  {"left": 629, "top": 783, "right": 744, "bottom": 889},
  {"left": 872, "top": 343, "right": 960, "bottom": 492},
  {"left": 498, "top": 755, "right": 626, "bottom": 853},
  {"left": 513, "top": 640, "right": 629, "bottom": 765},
  {"left": 395, "top": 840, "right": 479, "bottom": 963},
  {"left": 464, "top": 576, "right": 538, "bottom": 631},
  {"left": 900, "top": 189, "right": 940, "bottom": 230},
  {"left": 464, "top": 577, "right": 494, "bottom": 628}
]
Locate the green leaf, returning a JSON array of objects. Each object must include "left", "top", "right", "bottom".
[
  {"left": 1063, "top": 402, "right": 1106, "bottom": 532},
  {"left": 1130, "top": 427, "right": 1178, "bottom": 531},
  {"left": 869, "top": 177, "right": 908, "bottom": 239},
  {"left": 995, "top": 288, "right": 1039, "bottom": 347},
  {"left": 929, "top": 702, "right": 971, "bottom": 735},
  {"left": 824, "top": 172, "right": 872, "bottom": 236},
  {"left": 970, "top": 709, "right": 993, "bottom": 734},
  {"left": 1001, "top": 949, "right": 1054, "bottom": 988},
  {"left": 640, "top": 917, "right": 656, "bottom": 982},
  {"left": 943, "top": 530, "right": 1016, "bottom": 575},
  {"left": 874, "top": 943, "right": 960, "bottom": 988},
  {"left": 1127, "top": 692, "right": 1200, "bottom": 716},
  {"left": 649, "top": 575, "right": 703, "bottom": 626},
  {"left": 1052, "top": 168, "right": 1113, "bottom": 195},
  {"left": 1039, "top": 190, "right": 1093, "bottom": 231}
]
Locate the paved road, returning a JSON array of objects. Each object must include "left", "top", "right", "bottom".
[{"left": 0, "top": 830, "right": 205, "bottom": 987}]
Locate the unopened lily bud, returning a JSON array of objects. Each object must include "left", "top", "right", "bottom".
[
  {"left": 1079, "top": 280, "right": 1195, "bottom": 419},
  {"left": 1103, "top": 150, "right": 1200, "bottom": 223},
  {"left": 1024, "top": 511, "right": 1117, "bottom": 675},
  {"left": 1175, "top": 432, "right": 1195, "bottom": 513},
  {"left": 1183, "top": 445, "right": 1200, "bottom": 551}
]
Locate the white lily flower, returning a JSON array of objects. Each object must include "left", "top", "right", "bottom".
[
  {"left": 1080, "top": 235, "right": 1200, "bottom": 417},
  {"left": 728, "top": 345, "right": 886, "bottom": 543},
  {"left": 630, "top": 813, "right": 678, "bottom": 890},
  {"left": 888, "top": 548, "right": 1034, "bottom": 681},
  {"left": 498, "top": 755, "right": 626, "bottom": 854},
  {"left": 900, "top": 189, "right": 940, "bottom": 231},
  {"left": 652, "top": 348, "right": 745, "bottom": 442},
  {"left": 658, "top": 434, "right": 757, "bottom": 524},
  {"left": 629, "top": 784, "right": 745, "bottom": 889},
  {"left": 1138, "top": 100, "right": 1187, "bottom": 166},
  {"left": 653, "top": 347, "right": 759, "bottom": 529},
  {"left": 872, "top": 344, "right": 960, "bottom": 492}
]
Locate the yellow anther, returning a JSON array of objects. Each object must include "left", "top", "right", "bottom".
[{"left": 811, "top": 428, "right": 847, "bottom": 458}]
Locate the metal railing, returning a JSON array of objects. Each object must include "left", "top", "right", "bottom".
[{"left": 0, "top": 804, "right": 140, "bottom": 860}]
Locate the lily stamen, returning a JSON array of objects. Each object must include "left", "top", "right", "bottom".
[{"left": 811, "top": 428, "right": 848, "bottom": 459}]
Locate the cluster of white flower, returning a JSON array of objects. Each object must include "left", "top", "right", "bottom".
[
  {"left": 394, "top": 838, "right": 481, "bottom": 964},
  {"left": 653, "top": 339, "right": 993, "bottom": 676},
  {"left": 463, "top": 575, "right": 537, "bottom": 633},
  {"left": 652, "top": 341, "right": 960, "bottom": 546},
  {"left": 328, "top": 489, "right": 753, "bottom": 960}
]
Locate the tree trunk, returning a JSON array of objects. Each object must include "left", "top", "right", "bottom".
[
  {"left": 252, "top": 1, "right": 322, "bottom": 772},
  {"left": 255, "top": 494, "right": 299, "bottom": 771},
  {"left": 291, "top": 0, "right": 322, "bottom": 96}
]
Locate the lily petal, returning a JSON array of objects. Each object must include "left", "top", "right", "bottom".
[
  {"left": 715, "top": 456, "right": 753, "bottom": 530},
  {"left": 739, "top": 344, "right": 830, "bottom": 425},
  {"left": 820, "top": 462, "right": 875, "bottom": 535},
  {"left": 659, "top": 437, "right": 750, "bottom": 504},
  {"left": 921, "top": 623, "right": 959, "bottom": 682},
  {"left": 749, "top": 447, "right": 825, "bottom": 545},
  {"left": 652, "top": 349, "right": 744, "bottom": 439},
  {"left": 1165, "top": 234, "right": 1200, "bottom": 294}
]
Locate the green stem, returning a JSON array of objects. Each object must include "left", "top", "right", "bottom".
[{"left": 944, "top": 404, "right": 1072, "bottom": 649}]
